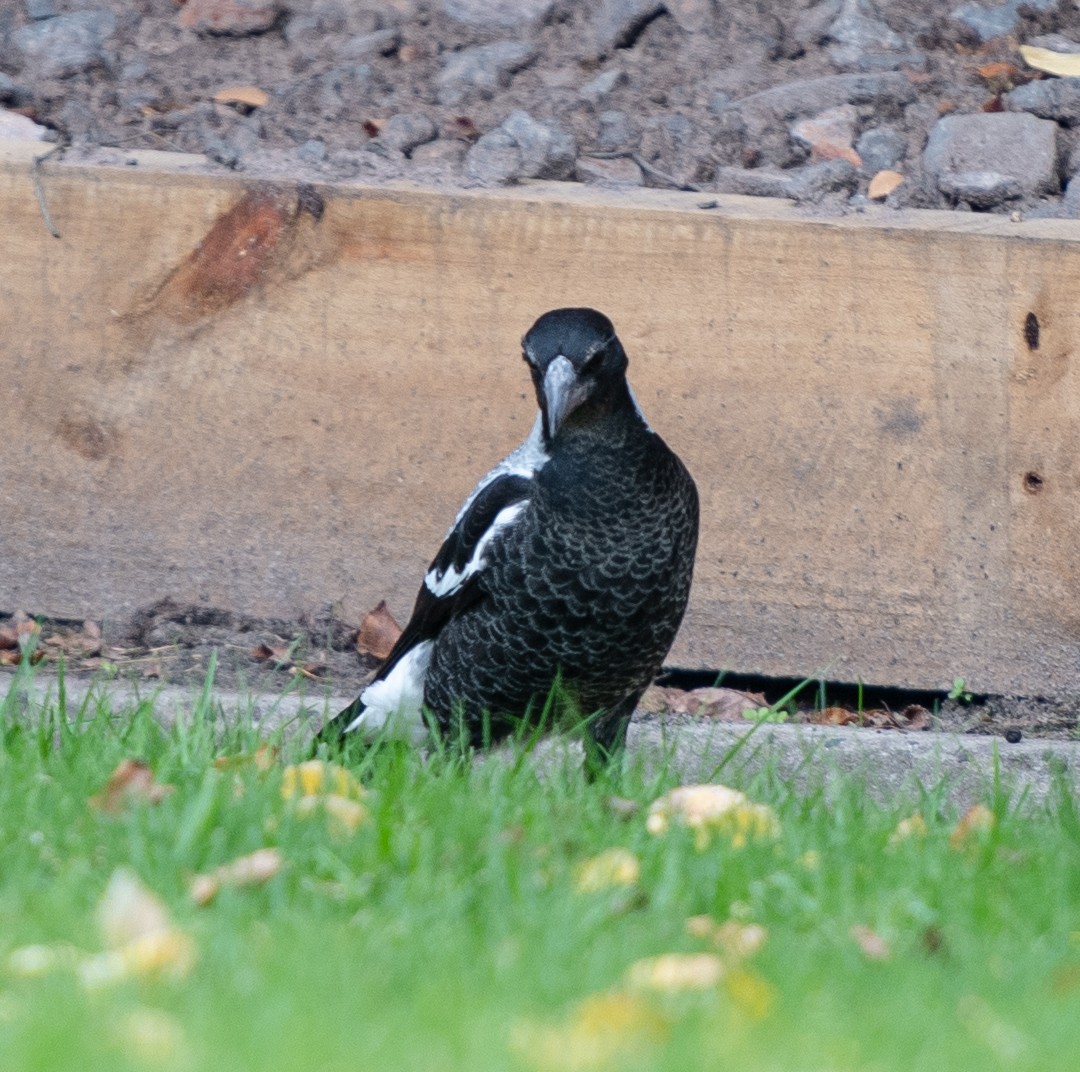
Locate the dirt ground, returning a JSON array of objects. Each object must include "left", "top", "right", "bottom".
[
  {"left": 2, "top": 1, "right": 1079, "bottom": 213},
  {"left": 2, "top": 604, "right": 1077, "bottom": 742}
]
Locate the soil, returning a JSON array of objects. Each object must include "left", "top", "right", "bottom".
[
  {"left": 2, "top": 605, "right": 1078, "bottom": 743},
  {"left": 1, "top": 1, "right": 1079, "bottom": 214}
]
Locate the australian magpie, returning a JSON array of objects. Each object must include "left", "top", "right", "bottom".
[{"left": 318, "top": 307, "right": 699, "bottom": 767}]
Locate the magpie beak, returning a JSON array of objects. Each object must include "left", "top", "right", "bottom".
[{"left": 542, "top": 355, "right": 591, "bottom": 440}]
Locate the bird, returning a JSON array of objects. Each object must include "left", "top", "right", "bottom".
[{"left": 318, "top": 307, "right": 699, "bottom": 769}]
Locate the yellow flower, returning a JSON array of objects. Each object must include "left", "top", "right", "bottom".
[
  {"left": 574, "top": 848, "right": 640, "bottom": 893},
  {"left": 646, "top": 785, "right": 779, "bottom": 849}
]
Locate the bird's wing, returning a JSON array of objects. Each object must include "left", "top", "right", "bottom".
[{"left": 372, "top": 470, "right": 533, "bottom": 683}]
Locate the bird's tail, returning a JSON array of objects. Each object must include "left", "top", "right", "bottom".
[{"left": 312, "top": 696, "right": 364, "bottom": 754}]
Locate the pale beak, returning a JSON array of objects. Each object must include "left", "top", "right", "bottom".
[{"left": 542, "top": 355, "right": 590, "bottom": 440}]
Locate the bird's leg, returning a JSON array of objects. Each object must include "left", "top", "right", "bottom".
[{"left": 583, "top": 690, "right": 643, "bottom": 781}]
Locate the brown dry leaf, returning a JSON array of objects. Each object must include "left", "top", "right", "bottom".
[
  {"left": 950, "top": 803, "right": 995, "bottom": 849},
  {"left": 90, "top": 759, "right": 175, "bottom": 814},
  {"left": 868, "top": 169, "right": 905, "bottom": 200},
  {"left": 811, "top": 706, "right": 860, "bottom": 726},
  {"left": 190, "top": 847, "right": 283, "bottom": 906},
  {"left": 356, "top": 600, "right": 402, "bottom": 660},
  {"left": 0, "top": 624, "right": 18, "bottom": 650},
  {"left": 362, "top": 117, "right": 383, "bottom": 137},
  {"left": 850, "top": 924, "right": 891, "bottom": 961},
  {"left": 639, "top": 685, "right": 765, "bottom": 720},
  {"left": 142, "top": 661, "right": 162, "bottom": 679},
  {"left": 83, "top": 619, "right": 102, "bottom": 640},
  {"left": 251, "top": 641, "right": 292, "bottom": 664},
  {"left": 453, "top": 115, "right": 481, "bottom": 141},
  {"left": 1020, "top": 44, "right": 1080, "bottom": 78},
  {"left": 0, "top": 649, "right": 20, "bottom": 665},
  {"left": 213, "top": 84, "right": 269, "bottom": 109},
  {"left": 898, "top": 704, "right": 931, "bottom": 730},
  {"left": 976, "top": 61, "right": 1021, "bottom": 92},
  {"left": 398, "top": 43, "right": 420, "bottom": 63}
]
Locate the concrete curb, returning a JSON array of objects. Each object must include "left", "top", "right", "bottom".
[{"left": 5, "top": 677, "right": 1077, "bottom": 812}]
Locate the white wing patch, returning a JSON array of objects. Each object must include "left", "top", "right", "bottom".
[
  {"left": 424, "top": 501, "right": 527, "bottom": 597},
  {"left": 447, "top": 413, "right": 548, "bottom": 533},
  {"left": 345, "top": 640, "right": 434, "bottom": 745}
]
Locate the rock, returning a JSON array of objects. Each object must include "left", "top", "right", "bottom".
[
  {"left": 1026, "top": 35, "right": 1080, "bottom": 55},
  {"left": 377, "top": 112, "right": 437, "bottom": 155},
  {"left": 596, "top": 110, "right": 636, "bottom": 151},
  {"left": 639, "top": 113, "right": 704, "bottom": 187},
  {"left": 950, "top": 0, "right": 1056, "bottom": 44},
  {"left": 1064, "top": 174, "right": 1080, "bottom": 217},
  {"left": 297, "top": 138, "right": 327, "bottom": 163},
  {"left": 338, "top": 29, "right": 401, "bottom": 60},
  {"left": 923, "top": 112, "right": 1059, "bottom": 200},
  {"left": 664, "top": 0, "right": 713, "bottom": 34},
  {"left": 589, "top": 0, "right": 665, "bottom": 56},
  {"left": 576, "top": 155, "right": 644, "bottom": 185},
  {"left": 410, "top": 138, "right": 468, "bottom": 168},
  {"left": 9, "top": 9, "right": 117, "bottom": 78},
  {"left": 465, "top": 110, "right": 576, "bottom": 185},
  {"left": 714, "top": 160, "right": 859, "bottom": 201},
  {"left": 178, "top": 0, "right": 282, "bottom": 37},
  {"left": 726, "top": 73, "right": 915, "bottom": 135},
  {"left": 0, "top": 72, "right": 31, "bottom": 107},
  {"left": 24, "top": 0, "right": 57, "bottom": 20},
  {"left": 0, "top": 106, "right": 48, "bottom": 141},
  {"left": 790, "top": 104, "right": 860, "bottom": 167},
  {"left": 1005, "top": 79, "right": 1080, "bottom": 128},
  {"left": 443, "top": 0, "right": 556, "bottom": 29},
  {"left": 939, "top": 170, "right": 1023, "bottom": 209},
  {"left": 825, "top": 0, "right": 905, "bottom": 70},
  {"left": 437, "top": 41, "right": 537, "bottom": 107},
  {"left": 855, "top": 124, "right": 906, "bottom": 175},
  {"left": 579, "top": 69, "right": 626, "bottom": 106}
]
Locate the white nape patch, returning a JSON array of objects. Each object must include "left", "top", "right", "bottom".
[
  {"left": 447, "top": 414, "right": 548, "bottom": 532},
  {"left": 345, "top": 640, "right": 434, "bottom": 745},
  {"left": 627, "top": 385, "right": 653, "bottom": 431},
  {"left": 425, "top": 500, "right": 527, "bottom": 597}
]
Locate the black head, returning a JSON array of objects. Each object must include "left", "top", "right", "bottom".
[{"left": 521, "top": 308, "right": 630, "bottom": 442}]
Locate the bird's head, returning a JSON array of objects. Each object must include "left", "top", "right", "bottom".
[{"left": 522, "top": 308, "right": 630, "bottom": 443}]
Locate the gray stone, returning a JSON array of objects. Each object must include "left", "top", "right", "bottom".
[
  {"left": 579, "top": 69, "right": 626, "bottom": 106},
  {"left": 825, "top": 0, "right": 905, "bottom": 69},
  {"left": 665, "top": 0, "right": 713, "bottom": 34},
  {"left": 297, "top": 138, "right": 327, "bottom": 163},
  {"left": 443, "top": 0, "right": 555, "bottom": 29},
  {"left": 338, "top": 29, "right": 401, "bottom": 60},
  {"left": 1064, "top": 174, "right": 1080, "bottom": 217},
  {"left": 836, "top": 50, "right": 928, "bottom": 74},
  {"left": 576, "top": 155, "right": 644, "bottom": 186},
  {"left": 1026, "top": 34, "right": 1080, "bottom": 55},
  {"left": 377, "top": 112, "right": 437, "bottom": 156},
  {"left": 596, "top": 110, "right": 635, "bottom": 151},
  {"left": 465, "top": 110, "right": 576, "bottom": 185},
  {"left": 855, "top": 125, "right": 906, "bottom": 175},
  {"left": 940, "top": 170, "right": 1023, "bottom": 209},
  {"left": 589, "top": 0, "right": 665, "bottom": 56},
  {"left": 437, "top": 41, "right": 537, "bottom": 107},
  {"left": 410, "top": 138, "right": 468, "bottom": 168},
  {"left": 727, "top": 73, "right": 915, "bottom": 133},
  {"left": 0, "top": 72, "right": 31, "bottom": 106},
  {"left": 714, "top": 159, "right": 858, "bottom": 201},
  {"left": 24, "top": 0, "right": 58, "bottom": 20},
  {"left": 9, "top": 9, "right": 117, "bottom": 78},
  {"left": 1005, "top": 78, "right": 1080, "bottom": 128},
  {"left": 923, "top": 112, "right": 1060, "bottom": 199},
  {"left": 950, "top": 0, "right": 1056, "bottom": 43}
]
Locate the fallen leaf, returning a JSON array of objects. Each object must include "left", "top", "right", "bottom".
[
  {"left": 646, "top": 784, "right": 779, "bottom": 849},
  {"left": 626, "top": 952, "right": 724, "bottom": 992},
  {"left": 281, "top": 759, "right": 364, "bottom": 801},
  {"left": 810, "top": 705, "right": 861, "bottom": 725},
  {"left": 868, "top": 169, "right": 905, "bottom": 200},
  {"left": 356, "top": 600, "right": 402, "bottom": 660},
  {"left": 950, "top": 803, "right": 995, "bottom": 849},
  {"left": 639, "top": 685, "right": 766, "bottom": 720},
  {"left": 1019, "top": 44, "right": 1080, "bottom": 78},
  {"left": 452, "top": 115, "right": 481, "bottom": 141},
  {"left": 976, "top": 61, "right": 1022, "bottom": 92},
  {"left": 790, "top": 105, "right": 861, "bottom": 167},
  {"left": 574, "top": 848, "right": 640, "bottom": 893},
  {"left": 362, "top": 117, "right": 384, "bottom": 137},
  {"left": 293, "top": 792, "right": 368, "bottom": 836},
  {"left": 212, "top": 84, "right": 269, "bottom": 109},
  {"left": 850, "top": 924, "right": 890, "bottom": 961},
  {"left": 0, "top": 625, "right": 18, "bottom": 650},
  {"left": 190, "top": 847, "right": 283, "bottom": 906},
  {"left": 251, "top": 641, "right": 292, "bottom": 664},
  {"left": 90, "top": 759, "right": 175, "bottom": 814},
  {"left": 888, "top": 812, "right": 928, "bottom": 847}
]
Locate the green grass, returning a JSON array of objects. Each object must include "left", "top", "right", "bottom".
[{"left": 1, "top": 667, "right": 1079, "bottom": 1072}]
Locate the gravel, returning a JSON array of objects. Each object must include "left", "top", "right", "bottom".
[{"left": 1, "top": 0, "right": 1079, "bottom": 215}]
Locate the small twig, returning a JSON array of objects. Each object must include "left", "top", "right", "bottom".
[
  {"left": 32, "top": 141, "right": 66, "bottom": 239},
  {"left": 581, "top": 147, "right": 702, "bottom": 193}
]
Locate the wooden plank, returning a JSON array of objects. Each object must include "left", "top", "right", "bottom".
[{"left": 3, "top": 141, "right": 1080, "bottom": 695}]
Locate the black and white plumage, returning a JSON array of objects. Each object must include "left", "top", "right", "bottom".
[{"left": 319, "top": 307, "right": 699, "bottom": 765}]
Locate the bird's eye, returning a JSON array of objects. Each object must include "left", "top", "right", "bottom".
[{"left": 582, "top": 347, "right": 605, "bottom": 373}]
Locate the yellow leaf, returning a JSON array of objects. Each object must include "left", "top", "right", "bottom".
[
  {"left": 1019, "top": 45, "right": 1080, "bottom": 78},
  {"left": 646, "top": 785, "right": 779, "bottom": 848},
  {"left": 293, "top": 793, "right": 368, "bottom": 837},
  {"left": 574, "top": 848, "right": 640, "bottom": 893},
  {"left": 868, "top": 169, "right": 905, "bottom": 200},
  {"left": 626, "top": 952, "right": 724, "bottom": 992},
  {"left": 212, "top": 84, "right": 270, "bottom": 108},
  {"left": 281, "top": 760, "right": 364, "bottom": 801}
]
